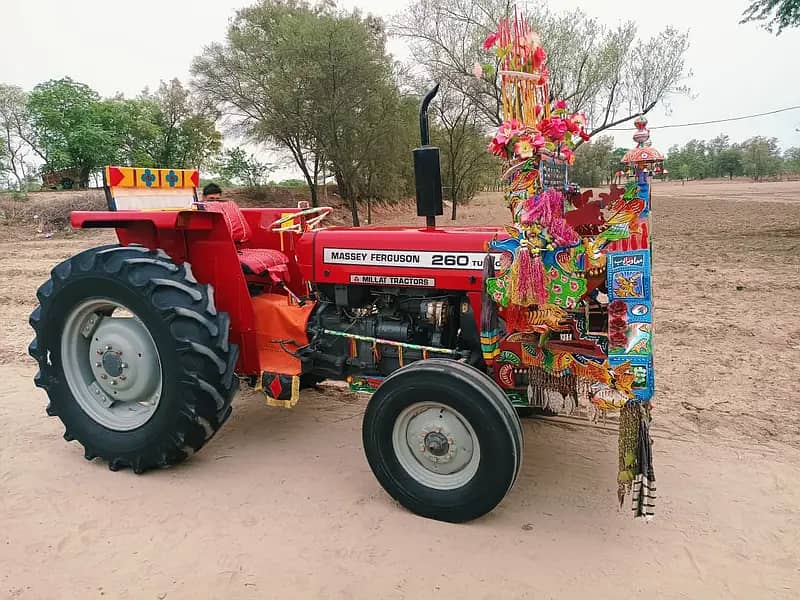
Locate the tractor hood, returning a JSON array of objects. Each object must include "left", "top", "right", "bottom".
[{"left": 296, "top": 226, "right": 508, "bottom": 292}]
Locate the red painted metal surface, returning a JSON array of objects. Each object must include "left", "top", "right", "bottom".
[
  {"left": 72, "top": 210, "right": 509, "bottom": 377},
  {"left": 297, "top": 226, "right": 506, "bottom": 293}
]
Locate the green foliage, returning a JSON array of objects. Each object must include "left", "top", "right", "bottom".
[
  {"left": 432, "top": 86, "right": 500, "bottom": 219},
  {"left": 27, "top": 78, "right": 118, "bottom": 185},
  {"left": 571, "top": 135, "right": 615, "bottom": 187},
  {"left": 784, "top": 146, "right": 800, "bottom": 175},
  {"left": 193, "top": 0, "right": 415, "bottom": 225},
  {"left": 664, "top": 135, "right": 791, "bottom": 181},
  {"left": 214, "top": 147, "right": 274, "bottom": 186},
  {"left": 25, "top": 77, "right": 221, "bottom": 187},
  {"left": 741, "top": 136, "right": 783, "bottom": 180},
  {"left": 741, "top": 0, "right": 800, "bottom": 34}
]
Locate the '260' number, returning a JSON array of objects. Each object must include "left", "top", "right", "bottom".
[{"left": 431, "top": 254, "right": 470, "bottom": 267}]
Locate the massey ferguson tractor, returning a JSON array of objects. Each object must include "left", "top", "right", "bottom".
[
  {"left": 29, "top": 87, "right": 523, "bottom": 523},
  {"left": 29, "top": 73, "right": 658, "bottom": 522}
]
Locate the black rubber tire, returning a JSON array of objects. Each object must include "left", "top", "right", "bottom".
[
  {"left": 362, "top": 358, "right": 523, "bottom": 523},
  {"left": 28, "top": 244, "right": 239, "bottom": 473}
]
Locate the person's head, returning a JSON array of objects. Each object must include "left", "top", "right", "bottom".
[{"left": 203, "top": 182, "right": 222, "bottom": 200}]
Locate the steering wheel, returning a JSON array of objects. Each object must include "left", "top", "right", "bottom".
[{"left": 270, "top": 206, "right": 333, "bottom": 233}]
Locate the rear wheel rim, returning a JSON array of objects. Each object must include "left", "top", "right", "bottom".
[
  {"left": 391, "top": 401, "right": 480, "bottom": 490},
  {"left": 60, "top": 298, "right": 163, "bottom": 431}
]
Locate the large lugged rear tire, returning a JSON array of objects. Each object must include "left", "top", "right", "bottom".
[
  {"left": 362, "top": 359, "right": 523, "bottom": 523},
  {"left": 28, "top": 244, "right": 238, "bottom": 473}
]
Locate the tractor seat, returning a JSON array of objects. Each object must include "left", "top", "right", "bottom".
[{"left": 204, "top": 200, "right": 289, "bottom": 283}]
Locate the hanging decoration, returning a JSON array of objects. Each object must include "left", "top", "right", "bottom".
[{"left": 479, "top": 7, "right": 663, "bottom": 519}]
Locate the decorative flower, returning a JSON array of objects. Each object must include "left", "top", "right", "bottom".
[
  {"left": 608, "top": 300, "right": 627, "bottom": 316},
  {"left": 533, "top": 46, "right": 547, "bottom": 68},
  {"left": 523, "top": 30, "right": 541, "bottom": 49},
  {"left": 473, "top": 62, "right": 484, "bottom": 79},
  {"left": 554, "top": 99, "right": 568, "bottom": 112},
  {"left": 487, "top": 138, "right": 509, "bottom": 159},
  {"left": 483, "top": 31, "right": 499, "bottom": 50},
  {"left": 540, "top": 118, "right": 568, "bottom": 143},
  {"left": 561, "top": 147, "right": 575, "bottom": 165},
  {"left": 580, "top": 130, "right": 591, "bottom": 142},
  {"left": 514, "top": 136, "right": 535, "bottom": 159}
]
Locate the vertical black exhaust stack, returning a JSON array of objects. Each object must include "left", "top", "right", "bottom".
[{"left": 413, "top": 84, "right": 443, "bottom": 229}]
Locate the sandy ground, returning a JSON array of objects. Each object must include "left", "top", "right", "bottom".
[{"left": 1, "top": 179, "right": 800, "bottom": 599}]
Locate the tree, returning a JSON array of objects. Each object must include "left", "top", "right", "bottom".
[
  {"left": 193, "top": 1, "right": 330, "bottom": 210},
  {"left": 26, "top": 78, "right": 120, "bottom": 186},
  {"left": 741, "top": 136, "right": 783, "bottom": 180},
  {"left": 193, "top": 1, "right": 408, "bottom": 225},
  {"left": 665, "top": 139, "right": 712, "bottom": 180},
  {"left": 570, "top": 135, "right": 614, "bottom": 187},
  {"left": 430, "top": 85, "right": 499, "bottom": 219},
  {"left": 108, "top": 80, "right": 223, "bottom": 170},
  {"left": 741, "top": 0, "right": 800, "bottom": 34},
  {"left": 716, "top": 147, "right": 744, "bottom": 179},
  {"left": 784, "top": 146, "right": 800, "bottom": 176},
  {"left": 394, "top": 0, "right": 690, "bottom": 142},
  {"left": 0, "top": 85, "right": 37, "bottom": 190},
  {"left": 215, "top": 146, "right": 274, "bottom": 186}
]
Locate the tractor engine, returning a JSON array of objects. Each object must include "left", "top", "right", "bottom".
[{"left": 305, "top": 285, "right": 475, "bottom": 379}]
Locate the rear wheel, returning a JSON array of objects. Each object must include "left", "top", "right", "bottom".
[
  {"left": 363, "top": 359, "right": 522, "bottom": 523},
  {"left": 29, "top": 245, "right": 238, "bottom": 473}
]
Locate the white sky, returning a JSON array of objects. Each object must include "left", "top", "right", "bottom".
[{"left": 3, "top": 0, "right": 800, "bottom": 174}]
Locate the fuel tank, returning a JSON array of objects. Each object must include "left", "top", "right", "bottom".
[{"left": 295, "top": 226, "right": 507, "bottom": 292}]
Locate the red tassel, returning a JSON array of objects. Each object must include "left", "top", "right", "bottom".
[
  {"left": 515, "top": 248, "right": 536, "bottom": 305},
  {"left": 515, "top": 249, "right": 548, "bottom": 306}
]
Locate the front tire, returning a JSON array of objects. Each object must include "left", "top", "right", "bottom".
[
  {"left": 29, "top": 245, "right": 238, "bottom": 473},
  {"left": 363, "top": 359, "right": 523, "bottom": 523}
]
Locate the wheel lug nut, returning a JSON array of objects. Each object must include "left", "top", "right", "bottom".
[
  {"left": 121, "top": 363, "right": 128, "bottom": 369},
  {"left": 100, "top": 374, "right": 107, "bottom": 380},
  {"left": 105, "top": 345, "right": 112, "bottom": 350},
  {"left": 119, "top": 376, "right": 127, "bottom": 381},
  {"left": 95, "top": 362, "right": 101, "bottom": 368},
  {"left": 110, "top": 380, "right": 117, "bottom": 386}
]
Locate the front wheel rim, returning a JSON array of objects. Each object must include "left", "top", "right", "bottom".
[
  {"left": 60, "top": 298, "right": 163, "bottom": 431},
  {"left": 391, "top": 401, "right": 481, "bottom": 490}
]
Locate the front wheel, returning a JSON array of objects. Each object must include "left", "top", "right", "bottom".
[{"left": 363, "top": 359, "right": 523, "bottom": 523}]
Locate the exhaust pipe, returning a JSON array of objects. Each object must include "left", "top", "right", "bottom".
[{"left": 413, "top": 84, "right": 444, "bottom": 229}]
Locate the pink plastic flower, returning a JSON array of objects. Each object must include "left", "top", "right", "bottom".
[
  {"left": 514, "top": 137, "right": 534, "bottom": 159},
  {"left": 554, "top": 99, "right": 568, "bottom": 111},
  {"left": 487, "top": 138, "right": 508, "bottom": 159},
  {"left": 473, "top": 62, "right": 484, "bottom": 79},
  {"left": 540, "top": 118, "right": 567, "bottom": 143},
  {"left": 532, "top": 134, "right": 546, "bottom": 150},
  {"left": 494, "top": 119, "right": 522, "bottom": 145},
  {"left": 524, "top": 30, "right": 541, "bottom": 49},
  {"left": 483, "top": 32, "right": 499, "bottom": 50}
]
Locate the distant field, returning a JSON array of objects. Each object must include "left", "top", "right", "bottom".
[{"left": 1, "top": 178, "right": 799, "bottom": 598}]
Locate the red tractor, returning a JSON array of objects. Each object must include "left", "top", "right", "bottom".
[{"left": 30, "top": 87, "right": 525, "bottom": 523}]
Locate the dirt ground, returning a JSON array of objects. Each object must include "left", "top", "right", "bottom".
[{"left": 1, "top": 179, "right": 799, "bottom": 599}]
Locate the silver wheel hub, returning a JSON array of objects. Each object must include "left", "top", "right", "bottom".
[
  {"left": 392, "top": 402, "right": 480, "bottom": 490},
  {"left": 61, "top": 299, "right": 163, "bottom": 431}
]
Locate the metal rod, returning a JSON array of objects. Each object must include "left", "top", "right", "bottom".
[{"left": 321, "top": 329, "right": 461, "bottom": 356}]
